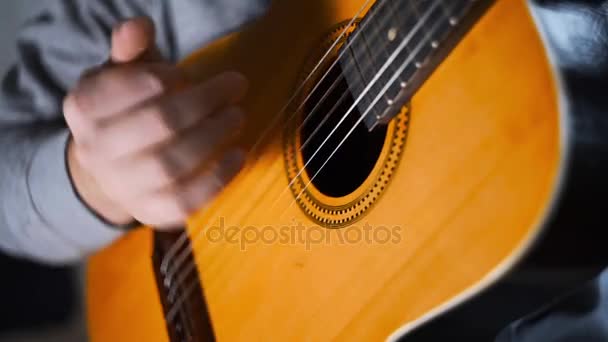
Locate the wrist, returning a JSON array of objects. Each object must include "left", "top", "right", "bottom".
[{"left": 66, "top": 137, "right": 134, "bottom": 227}]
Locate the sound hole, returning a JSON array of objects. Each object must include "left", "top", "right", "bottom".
[{"left": 300, "top": 64, "right": 388, "bottom": 198}]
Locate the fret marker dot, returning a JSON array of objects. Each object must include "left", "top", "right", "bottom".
[
  {"left": 387, "top": 28, "right": 398, "bottom": 42},
  {"left": 431, "top": 41, "right": 439, "bottom": 48},
  {"left": 449, "top": 17, "right": 458, "bottom": 26},
  {"left": 400, "top": 81, "right": 407, "bottom": 88},
  {"left": 387, "top": 99, "right": 394, "bottom": 106},
  {"left": 415, "top": 62, "right": 422, "bottom": 68}
]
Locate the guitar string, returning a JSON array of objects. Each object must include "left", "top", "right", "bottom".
[
  {"left": 164, "top": 0, "right": 450, "bottom": 312},
  {"left": 286, "top": 2, "right": 435, "bottom": 158},
  {"left": 165, "top": 0, "right": 456, "bottom": 322},
  {"left": 162, "top": 0, "right": 419, "bottom": 301},
  {"left": 117, "top": 0, "right": 452, "bottom": 328},
  {"left": 161, "top": 0, "right": 410, "bottom": 288},
  {"left": 159, "top": 0, "right": 401, "bottom": 281},
  {"left": 284, "top": 0, "right": 465, "bottom": 215},
  {"left": 286, "top": 1, "right": 452, "bottom": 208},
  {"left": 279, "top": 0, "right": 444, "bottom": 212},
  {"left": 167, "top": 0, "right": 466, "bottom": 316},
  {"left": 159, "top": 10, "right": 396, "bottom": 293},
  {"left": 158, "top": 0, "right": 376, "bottom": 275},
  {"left": 288, "top": 0, "right": 456, "bottom": 202},
  {"left": 165, "top": 2, "right": 449, "bottom": 321},
  {"left": 268, "top": 0, "right": 441, "bottom": 212},
  {"left": 158, "top": 6, "right": 367, "bottom": 275},
  {"left": 162, "top": 0, "right": 431, "bottom": 294}
]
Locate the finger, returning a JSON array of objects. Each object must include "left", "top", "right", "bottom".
[
  {"left": 111, "top": 17, "right": 162, "bottom": 63},
  {"left": 64, "top": 64, "right": 188, "bottom": 140},
  {"left": 110, "top": 107, "right": 245, "bottom": 189},
  {"left": 90, "top": 71, "right": 248, "bottom": 155},
  {"left": 135, "top": 149, "right": 245, "bottom": 228}
]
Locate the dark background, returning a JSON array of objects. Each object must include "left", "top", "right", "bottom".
[
  {"left": 0, "top": 255, "right": 83, "bottom": 341},
  {"left": 0, "top": 2, "right": 86, "bottom": 341}
]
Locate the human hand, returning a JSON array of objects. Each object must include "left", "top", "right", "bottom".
[{"left": 65, "top": 17, "right": 247, "bottom": 229}]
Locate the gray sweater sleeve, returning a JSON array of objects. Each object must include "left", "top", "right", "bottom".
[
  {"left": 0, "top": 0, "right": 176, "bottom": 264},
  {"left": 0, "top": 0, "right": 270, "bottom": 264}
]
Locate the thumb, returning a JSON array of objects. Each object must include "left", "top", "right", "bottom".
[{"left": 110, "top": 17, "right": 163, "bottom": 63}]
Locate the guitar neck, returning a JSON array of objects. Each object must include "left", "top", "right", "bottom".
[{"left": 341, "top": 0, "right": 497, "bottom": 130}]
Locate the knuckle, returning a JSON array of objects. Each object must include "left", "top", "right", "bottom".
[
  {"left": 80, "top": 122, "right": 102, "bottom": 144},
  {"left": 147, "top": 103, "right": 177, "bottom": 138},
  {"left": 80, "top": 65, "right": 105, "bottom": 80},
  {"left": 83, "top": 67, "right": 115, "bottom": 90},
  {"left": 172, "top": 139, "right": 200, "bottom": 169},
  {"left": 68, "top": 87, "right": 93, "bottom": 119},
  {"left": 64, "top": 94, "right": 101, "bottom": 143},
  {"left": 81, "top": 65, "right": 168, "bottom": 98},
  {"left": 70, "top": 72, "right": 109, "bottom": 116},
  {"left": 63, "top": 93, "right": 81, "bottom": 121},
  {"left": 151, "top": 157, "right": 181, "bottom": 186},
  {"left": 77, "top": 69, "right": 102, "bottom": 91},
  {"left": 136, "top": 68, "right": 167, "bottom": 94}
]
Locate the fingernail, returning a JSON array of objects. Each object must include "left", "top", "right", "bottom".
[{"left": 139, "top": 72, "right": 164, "bottom": 94}]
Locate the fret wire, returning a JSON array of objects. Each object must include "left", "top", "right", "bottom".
[
  {"left": 408, "top": 0, "right": 429, "bottom": 61},
  {"left": 350, "top": 0, "right": 473, "bottom": 110},
  {"left": 439, "top": 0, "right": 451, "bottom": 15},
  {"left": 359, "top": 28, "right": 387, "bottom": 115},
  {"left": 346, "top": 39, "right": 379, "bottom": 118},
  {"left": 438, "top": 1, "right": 458, "bottom": 30},
  {"left": 345, "top": 0, "right": 454, "bottom": 114},
  {"left": 368, "top": 1, "right": 402, "bottom": 108},
  {"left": 361, "top": 0, "right": 396, "bottom": 104},
  {"left": 292, "top": 0, "right": 400, "bottom": 146},
  {"left": 373, "top": 0, "right": 402, "bottom": 103},
  {"left": 360, "top": 31, "right": 377, "bottom": 71},
  {"left": 358, "top": 0, "right": 421, "bottom": 108},
  {"left": 387, "top": 0, "right": 409, "bottom": 91},
  {"left": 409, "top": 0, "right": 432, "bottom": 69},
  {"left": 345, "top": 1, "right": 390, "bottom": 116},
  {"left": 408, "top": 0, "right": 421, "bottom": 17},
  {"left": 398, "top": 1, "right": 422, "bottom": 82}
]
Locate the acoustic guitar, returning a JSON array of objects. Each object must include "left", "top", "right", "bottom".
[{"left": 86, "top": 0, "right": 582, "bottom": 340}]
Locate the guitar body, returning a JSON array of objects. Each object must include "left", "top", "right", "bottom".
[{"left": 87, "top": 0, "right": 564, "bottom": 341}]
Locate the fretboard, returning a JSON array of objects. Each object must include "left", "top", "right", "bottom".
[{"left": 340, "top": 0, "right": 495, "bottom": 130}]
